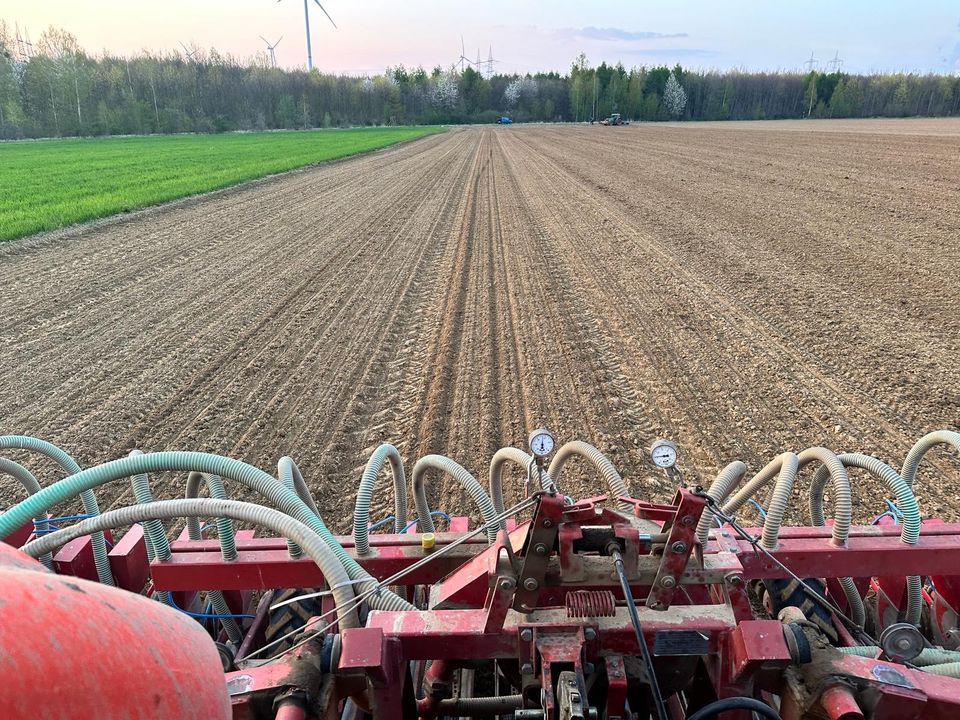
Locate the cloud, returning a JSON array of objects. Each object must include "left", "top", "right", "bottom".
[{"left": 575, "top": 27, "right": 689, "bottom": 42}]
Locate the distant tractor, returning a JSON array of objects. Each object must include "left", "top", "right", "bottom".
[
  {"left": 497, "top": 116, "right": 512, "bottom": 124},
  {"left": 600, "top": 112, "right": 629, "bottom": 126}
]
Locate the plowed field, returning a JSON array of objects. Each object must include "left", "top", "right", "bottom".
[{"left": 2, "top": 119, "right": 958, "bottom": 529}]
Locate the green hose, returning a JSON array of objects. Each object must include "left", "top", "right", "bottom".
[
  {"left": 353, "top": 444, "right": 407, "bottom": 556},
  {"left": 810, "top": 453, "right": 922, "bottom": 625},
  {"left": 19, "top": 498, "right": 361, "bottom": 630},
  {"left": 412, "top": 454, "right": 499, "bottom": 540},
  {"left": 0, "top": 457, "right": 54, "bottom": 569},
  {"left": 0, "top": 435, "right": 113, "bottom": 586},
  {"left": 0, "top": 451, "right": 414, "bottom": 612},
  {"left": 181, "top": 470, "right": 243, "bottom": 643}
]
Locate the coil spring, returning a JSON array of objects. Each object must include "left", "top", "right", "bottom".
[{"left": 566, "top": 590, "right": 616, "bottom": 618}]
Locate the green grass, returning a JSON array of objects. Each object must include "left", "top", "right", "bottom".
[{"left": 0, "top": 127, "right": 444, "bottom": 242}]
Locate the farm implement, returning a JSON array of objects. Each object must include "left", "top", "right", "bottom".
[{"left": 2, "top": 428, "right": 960, "bottom": 719}]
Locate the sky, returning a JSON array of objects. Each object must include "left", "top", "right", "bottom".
[{"left": 5, "top": 0, "right": 960, "bottom": 75}]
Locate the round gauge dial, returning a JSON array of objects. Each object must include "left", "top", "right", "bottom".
[
  {"left": 528, "top": 429, "right": 555, "bottom": 458},
  {"left": 650, "top": 439, "right": 678, "bottom": 469}
]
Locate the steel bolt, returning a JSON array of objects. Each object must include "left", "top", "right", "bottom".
[
  {"left": 726, "top": 574, "right": 745, "bottom": 587},
  {"left": 534, "top": 543, "right": 549, "bottom": 556},
  {"left": 584, "top": 627, "right": 597, "bottom": 641},
  {"left": 523, "top": 577, "right": 540, "bottom": 591},
  {"left": 521, "top": 662, "right": 534, "bottom": 675},
  {"left": 660, "top": 575, "right": 677, "bottom": 588},
  {"left": 542, "top": 519, "right": 554, "bottom": 528},
  {"left": 612, "top": 670, "right": 622, "bottom": 678},
  {"left": 499, "top": 578, "right": 516, "bottom": 591},
  {"left": 671, "top": 541, "right": 688, "bottom": 554},
  {"left": 680, "top": 514, "right": 695, "bottom": 526},
  {"left": 520, "top": 628, "right": 533, "bottom": 642}
]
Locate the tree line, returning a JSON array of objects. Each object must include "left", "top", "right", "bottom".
[{"left": 2, "top": 23, "right": 958, "bottom": 139}]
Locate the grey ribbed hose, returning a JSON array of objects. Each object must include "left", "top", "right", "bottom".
[
  {"left": 548, "top": 441, "right": 631, "bottom": 508},
  {"left": 182, "top": 470, "right": 243, "bottom": 643},
  {"left": 695, "top": 461, "right": 748, "bottom": 546},
  {"left": 0, "top": 435, "right": 114, "bottom": 586},
  {"left": 0, "top": 451, "right": 414, "bottom": 613},
  {"left": 353, "top": 444, "right": 407, "bottom": 556},
  {"left": 20, "top": 498, "right": 361, "bottom": 630},
  {"left": 721, "top": 452, "right": 800, "bottom": 548},
  {"left": 0, "top": 457, "right": 54, "bottom": 569},
  {"left": 810, "top": 453, "right": 922, "bottom": 625},
  {"left": 412, "top": 455, "right": 499, "bottom": 541},
  {"left": 901, "top": 430, "right": 960, "bottom": 490},
  {"left": 795, "top": 447, "right": 862, "bottom": 628},
  {"left": 721, "top": 453, "right": 798, "bottom": 525},
  {"left": 489, "top": 447, "right": 555, "bottom": 530},
  {"left": 277, "top": 456, "right": 321, "bottom": 516}
]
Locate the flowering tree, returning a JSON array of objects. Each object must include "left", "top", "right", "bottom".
[
  {"left": 664, "top": 71, "right": 687, "bottom": 118},
  {"left": 432, "top": 71, "right": 459, "bottom": 110}
]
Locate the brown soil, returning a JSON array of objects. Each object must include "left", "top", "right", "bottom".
[{"left": 1, "top": 119, "right": 958, "bottom": 530}]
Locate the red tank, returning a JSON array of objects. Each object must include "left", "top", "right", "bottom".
[{"left": 0, "top": 542, "right": 231, "bottom": 719}]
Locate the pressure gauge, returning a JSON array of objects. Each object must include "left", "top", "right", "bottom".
[
  {"left": 650, "top": 439, "right": 678, "bottom": 469},
  {"left": 528, "top": 428, "right": 555, "bottom": 459}
]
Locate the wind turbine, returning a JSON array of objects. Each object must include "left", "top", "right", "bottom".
[
  {"left": 260, "top": 34, "right": 283, "bottom": 67},
  {"left": 457, "top": 35, "right": 472, "bottom": 73},
  {"left": 278, "top": 0, "right": 336, "bottom": 72}
]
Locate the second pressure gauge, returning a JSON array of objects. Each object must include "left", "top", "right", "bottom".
[
  {"left": 529, "top": 428, "right": 555, "bottom": 459},
  {"left": 650, "top": 439, "right": 678, "bottom": 469}
]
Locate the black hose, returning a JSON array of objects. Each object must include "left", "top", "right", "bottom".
[
  {"left": 687, "top": 697, "right": 782, "bottom": 720},
  {"left": 610, "top": 547, "right": 668, "bottom": 720}
]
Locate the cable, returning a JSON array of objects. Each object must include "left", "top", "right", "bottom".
[
  {"left": 687, "top": 697, "right": 781, "bottom": 720},
  {"left": 165, "top": 592, "right": 255, "bottom": 620},
  {"left": 401, "top": 511, "right": 450, "bottom": 533},
  {"left": 609, "top": 546, "right": 667, "bottom": 720}
]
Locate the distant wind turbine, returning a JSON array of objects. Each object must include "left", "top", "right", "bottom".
[
  {"left": 278, "top": 0, "right": 336, "bottom": 72},
  {"left": 260, "top": 34, "right": 283, "bottom": 67},
  {"left": 179, "top": 41, "right": 198, "bottom": 62}
]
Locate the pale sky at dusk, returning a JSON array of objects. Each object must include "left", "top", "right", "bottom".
[{"left": 5, "top": 1, "right": 960, "bottom": 75}]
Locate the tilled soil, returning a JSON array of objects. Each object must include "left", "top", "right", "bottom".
[{"left": 1, "top": 119, "right": 958, "bottom": 531}]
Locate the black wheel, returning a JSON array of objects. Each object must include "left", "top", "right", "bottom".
[{"left": 264, "top": 587, "right": 321, "bottom": 652}]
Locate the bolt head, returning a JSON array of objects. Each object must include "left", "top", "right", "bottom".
[
  {"left": 499, "top": 578, "right": 515, "bottom": 591},
  {"left": 542, "top": 519, "right": 554, "bottom": 528},
  {"left": 534, "top": 543, "right": 548, "bottom": 556},
  {"left": 584, "top": 662, "right": 595, "bottom": 674},
  {"left": 680, "top": 515, "right": 695, "bottom": 526},
  {"left": 660, "top": 575, "right": 677, "bottom": 588},
  {"left": 726, "top": 574, "right": 745, "bottom": 587},
  {"left": 523, "top": 577, "right": 540, "bottom": 591},
  {"left": 521, "top": 662, "right": 534, "bottom": 674},
  {"left": 520, "top": 628, "right": 533, "bottom": 642},
  {"left": 612, "top": 670, "right": 622, "bottom": 678},
  {"left": 671, "top": 541, "right": 688, "bottom": 554},
  {"left": 584, "top": 627, "right": 597, "bottom": 641}
]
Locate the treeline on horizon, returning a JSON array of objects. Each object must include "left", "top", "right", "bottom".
[{"left": 2, "top": 23, "right": 959, "bottom": 139}]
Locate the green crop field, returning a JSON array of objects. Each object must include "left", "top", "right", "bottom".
[{"left": 0, "top": 127, "right": 444, "bottom": 242}]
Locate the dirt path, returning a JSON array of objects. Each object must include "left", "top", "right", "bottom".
[{"left": 1, "top": 119, "right": 958, "bottom": 529}]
